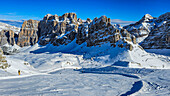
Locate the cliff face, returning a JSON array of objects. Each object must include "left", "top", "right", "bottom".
[
  {"left": 38, "top": 13, "right": 92, "bottom": 46},
  {"left": 38, "top": 13, "right": 137, "bottom": 50},
  {"left": 0, "top": 48, "right": 10, "bottom": 69},
  {"left": 86, "top": 16, "right": 136, "bottom": 51},
  {"left": 123, "top": 12, "right": 170, "bottom": 48},
  {"left": 140, "top": 12, "right": 170, "bottom": 49},
  {"left": 1, "top": 12, "right": 169, "bottom": 50},
  {"left": 141, "top": 20, "right": 170, "bottom": 49},
  {"left": 17, "top": 19, "right": 39, "bottom": 47},
  {"left": 0, "top": 30, "right": 15, "bottom": 46},
  {"left": 7, "top": 13, "right": 136, "bottom": 52},
  {"left": 123, "top": 14, "right": 156, "bottom": 43}
]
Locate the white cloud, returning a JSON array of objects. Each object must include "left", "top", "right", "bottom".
[
  {"left": 6, "top": 13, "right": 17, "bottom": 15},
  {"left": 111, "top": 19, "right": 136, "bottom": 26},
  {"left": 0, "top": 14, "right": 40, "bottom": 20}
]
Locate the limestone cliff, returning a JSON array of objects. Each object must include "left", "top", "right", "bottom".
[{"left": 17, "top": 19, "right": 39, "bottom": 47}]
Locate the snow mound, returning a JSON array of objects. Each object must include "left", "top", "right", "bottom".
[{"left": 19, "top": 40, "right": 170, "bottom": 69}]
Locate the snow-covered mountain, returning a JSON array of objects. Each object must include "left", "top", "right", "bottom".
[
  {"left": 0, "top": 19, "right": 24, "bottom": 28},
  {"left": 0, "top": 22, "right": 20, "bottom": 53},
  {"left": 0, "top": 39, "right": 169, "bottom": 96},
  {"left": 0, "top": 21, "right": 21, "bottom": 54},
  {"left": 0, "top": 12, "right": 169, "bottom": 50},
  {"left": 141, "top": 12, "right": 170, "bottom": 49},
  {"left": 0, "top": 12, "right": 170, "bottom": 96},
  {"left": 0, "top": 22, "right": 20, "bottom": 33},
  {"left": 0, "top": 13, "right": 167, "bottom": 69},
  {"left": 123, "top": 12, "right": 169, "bottom": 44},
  {"left": 123, "top": 14, "right": 155, "bottom": 43}
]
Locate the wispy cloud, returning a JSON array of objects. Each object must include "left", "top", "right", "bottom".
[
  {"left": 0, "top": 14, "right": 22, "bottom": 19},
  {"left": 0, "top": 14, "right": 41, "bottom": 20},
  {"left": 6, "top": 12, "right": 17, "bottom": 15},
  {"left": 111, "top": 19, "right": 136, "bottom": 26}
]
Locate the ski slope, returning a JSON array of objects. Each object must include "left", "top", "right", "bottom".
[{"left": 0, "top": 43, "right": 170, "bottom": 96}]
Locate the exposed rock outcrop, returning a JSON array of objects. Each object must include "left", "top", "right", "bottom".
[
  {"left": 2, "top": 12, "right": 169, "bottom": 51},
  {"left": 17, "top": 19, "right": 39, "bottom": 47},
  {"left": 124, "top": 12, "right": 169, "bottom": 44},
  {"left": 26, "top": 13, "right": 137, "bottom": 51},
  {"left": 86, "top": 16, "right": 136, "bottom": 50},
  {"left": 0, "top": 48, "right": 10, "bottom": 69},
  {"left": 76, "top": 22, "right": 88, "bottom": 45},
  {"left": 123, "top": 14, "right": 155, "bottom": 43},
  {"left": 156, "top": 12, "right": 170, "bottom": 23},
  {"left": 141, "top": 20, "right": 170, "bottom": 49},
  {"left": 0, "top": 30, "right": 15, "bottom": 46},
  {"left": 39, "top": 13, "right": 79, "bottom": 46}
]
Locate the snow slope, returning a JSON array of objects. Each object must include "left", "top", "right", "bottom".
[
  {"left": 25, "top": 40, "right": 170, "bottom": 69},
  {"left": 0, "top": 41, "right": 169, "bottom": 96},
  {"left": 0, "top": 22, "right": 20, "bottom": 33}
]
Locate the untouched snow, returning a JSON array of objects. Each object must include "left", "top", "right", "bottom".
[
  {"left": 0, "top": 22, "right": 20, "bottom": 33},
  {"left": 0, "top": 42, "right": 170, "bottom": 96}
]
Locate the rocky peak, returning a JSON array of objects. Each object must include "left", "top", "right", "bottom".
[
  {"left": 134, "top": 14, "right": 154, "bottom": 25},
  {"left": 86, "top": 18, "right": 92, "bottom": 24},
  {"left": 113, "top": 24, "right": 122, "bottom": 30},
  {"left": 17, "top": 19, "right": 39, "bottom": 47},
  {"left": 123, "top": 14, "right": 156, "bottom": 43},
  {"left": 38, "top": 14, "right": 137, "bottom": 51},
  {"left": 59, "top": 13, "right": 77, "bottom": 24},
  {"left": 21, "top": 19, "right": 39, "bottom": 30},
  {"left": 141, "top": 20, "right": 170, "bottom": 49},
  {"left": 77, "top": 18, "right": 83, "bottom": 24},
  {"left": 0, "top": 30, "right": 15, "bottom": 46},
  {"left": 43, "top": 14, "right": 59, "bottom": 21},
  {"left": 156, "top": 12, "right": 170, "bottom": 23},
  {"left": 141, "top": 14, "right": 154, "bottom": 21},
  {"left": 39, "top": 13, "right": 80, "bottom": 46},
  {"left": 87, "top": 15, "right": 136, "bottom": 50}
]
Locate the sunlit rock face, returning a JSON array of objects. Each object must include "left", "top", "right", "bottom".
[
  {"left": 17, "top": 19, "right": 39, "bottom": 47},
  {"left": 0, "top": 30, "right": 15, "bottom": 46},
  {"left": 0, "top": 48, "right": 10, "bottom": 69},
  {"left": 4, "top": 13, "right": 137, "bottom": 51},
  {"left": 14, "top": 13, "right": 137, "bottom": 50},
  {"left": 0, "top": 12, "right": 169, "bottom": 52},
  {"left": 38, "top": 13, "right": 80, "bottom": 46},
  {"left": 86, "top": 15, "right": 136, "bottom": 51},
  {"left": 34, "top": 13, "right": 137, "bottom": 50}
]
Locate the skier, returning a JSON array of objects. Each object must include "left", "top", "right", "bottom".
[{"left": 18, "top": 70, "right": 21, "bottom": 75}]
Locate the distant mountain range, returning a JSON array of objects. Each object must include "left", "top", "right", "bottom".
[
  {"left": 0, "top": 12, "right": 169, "bottom": 55},
  {"left": 0, "top": 19, "right": 24, "bottom": 28}
]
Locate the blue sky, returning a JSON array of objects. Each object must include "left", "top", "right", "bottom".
[{"left": 0, "top": 0, "right": 169, "bottom": 22}]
